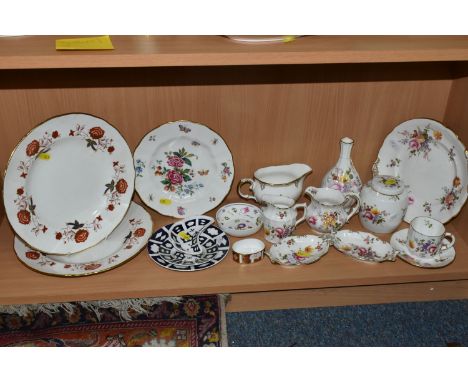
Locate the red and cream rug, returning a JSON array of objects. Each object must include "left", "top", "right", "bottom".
[{"left": 0, "top": 295, "right": 227, "bottom": 347}]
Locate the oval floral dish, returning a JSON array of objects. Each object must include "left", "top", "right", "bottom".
[
  {"left": 375, "top": 118, "right": 467, "bottom": 223},
  {"left": 14, "top": 202, "right": 152, "bottom": 277},
  {"left": 333, "top": 230, "right": 397, "bottom": 263},
  {"left": 134, "top": 120, "right": 234, "bottom": 218},
  {"left": 266, "top": 235, "right": 329, "bottom": 266},
  {"left": 4, "top": 113, "right": 135, "bottom": 255}
]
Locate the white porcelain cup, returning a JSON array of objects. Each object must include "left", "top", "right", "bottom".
[
  {"left": 232, "top": 239, "right": 265, "bottom": 264},
  {"left": 407, "top": 216, "right": 455, "bottom": 259}
]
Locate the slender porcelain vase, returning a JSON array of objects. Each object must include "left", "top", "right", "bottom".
[{"left": 321, "top": 137, "right": 362, "bottom": 193}]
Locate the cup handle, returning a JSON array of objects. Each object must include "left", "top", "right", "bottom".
[
  {"left": 344, "top": 192, "right": 360, "bottom": 221},
  {"left": 294, "top": 202, "right": 308, "bottom": 228},
  {"left": 304, "top": 186, "right": 318, "bottom": 199},
  {"left": 440, "top": 232, "right": 456, "bottom": 251},
  {"left": 237, "top": 178, "right": 256, "bottom": 201}
]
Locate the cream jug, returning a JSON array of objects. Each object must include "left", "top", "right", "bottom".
[
  {"left": 238, "top": 163, "right": 312, "bottom": 203},
  {"left": 304, "top": 186, "right": 360, "bottom": 234},
  {"left": 261, "top": 195, "right": 307, "bottom": 243}
]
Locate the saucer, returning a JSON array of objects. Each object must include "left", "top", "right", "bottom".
[{"left": 390, "top": 228, "right": 455, "bottom": 268}]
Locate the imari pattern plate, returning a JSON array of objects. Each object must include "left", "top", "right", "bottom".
[
  {"left": 14, "top": 202, "right": 152, "bottom": 277},
  {"left": 134, "top": 120, "right": 234, "bottom": 218},
  {"left": 147, "top": 219, "right": 230, "bottom": 272},
  {"left": 4, "top": 113, "right": 135, "bottom": 254},
  {"left": 375, "top": 118, "right": 467, "bottom": 223}
]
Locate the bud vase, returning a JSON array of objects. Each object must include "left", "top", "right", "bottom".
[{"left": 321, "top": 137, "right": 362, "bottom": 193}]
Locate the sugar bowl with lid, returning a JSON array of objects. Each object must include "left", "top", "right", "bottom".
[{"left": 359, "top": 175, "right": 408, "bottom": 234}]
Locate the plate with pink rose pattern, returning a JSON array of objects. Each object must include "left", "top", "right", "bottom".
[
  {"left": 14, "top": 202, "right": 152, "bottom": 277},
  {"left": 134, "top": 120, "right": 234, "bottom": 218},
  {"left": 4, "top": 113, "right": 135, "bottom": 255},
  {"left": 375, "top": 118, "right": 467, "bottom": 223}
]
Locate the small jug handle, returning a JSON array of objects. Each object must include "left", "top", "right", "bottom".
[
  {"left": 344, "top": 192, "right": 360, "bottom": 221},
  {"left": 237, "top": 178, "right": 257, "bottom": 201},
  {"left": 304, "top": 186, "right": 319, "bottom": 199},
  {"left": 293, "top": 202, "right": 308, "bottom": 228}
]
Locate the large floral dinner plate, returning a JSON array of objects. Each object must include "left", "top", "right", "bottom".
[
  {"left": 14, "top": 202, "right": 152, "bottom": 277},
  {"left": 134, "top": 120, "right": 234, "bottom": 218},
  {"left": 4, "top": 113, "right": 135, "bottom": 254},
  {"left": 147, "top": 220, "right": 230, "bottom": 272},
  {"left": 375, "top": 118, "right": 468, "bottom": 223}
]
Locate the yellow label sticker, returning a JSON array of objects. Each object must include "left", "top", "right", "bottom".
[
  {"left": 38, "top": 153, "right": 51, "bottom": 160},
  {"left": 159, "top": 198, "right": 172, "bottom": 205},
  {"left": 384, "top": 178, "right": 397, "bottom": 186},
  {"left": 282, "top": 35, "right": 296, "bottom": 43},
  {"left": 178, "top": 231, "right": 191, "bottom": 241},
  {"left": 55, "top": 35, "right": 114, "bottom": 50}
]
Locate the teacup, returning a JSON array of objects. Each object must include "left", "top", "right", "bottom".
[
  {"left": 407, "top": 216, "right": 455, "bottom": 259},
  {"left": 232, "top": 239, "right": 265, "bottom": 264}
]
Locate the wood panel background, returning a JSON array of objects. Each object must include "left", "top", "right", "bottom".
[{"left": 0, "top": 62, "right": 454, "bottom": 202}]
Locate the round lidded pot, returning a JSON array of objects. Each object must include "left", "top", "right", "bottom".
[{"left": 359, "top": 175, "right": 408, "bottom": 234}]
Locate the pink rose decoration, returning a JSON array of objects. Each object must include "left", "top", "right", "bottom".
[
  {"left": 363, "top": 211, "right": 373, "bottom": 221},
  {"left": 167, "top": 156, "right": 185, "bottom": 168},
  {"left": 167, "top": 169, "right": 183, "bottom": 185},
  {"left": 275, "top": 228, "right": 286, "bottom": 238},
  {"left": 308, "top": 216, "right": 317, "bottom": 225},
  {"left": 428, "top": 245, "right": 438, "bottom": 254},
  {"left": 358, "top": 247, "right": 367, "bottom": 256},
  {"left": 409, "top": 139, "right": 420, "bottom": 150},
  {"left": 408, "top": 196, "right": 415, "bottom": 205}
]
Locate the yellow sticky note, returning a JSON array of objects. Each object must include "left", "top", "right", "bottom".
[
  {"left": 159, "top": 198, "right": 172, "bottom": 205},
  {"left": 178, "top": 232, "right": 191, "bottom": 241},
  {"left": 55, "top": 35, "right": 114, "bottom": 50},
  {"left": 282, "top": 35, "right": 296, "bottom": 43},
  {"left": 38, "top": 153, "right": 50, "bottom": 160}
]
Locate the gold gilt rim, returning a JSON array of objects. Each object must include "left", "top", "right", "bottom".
[
  {"left": 372, "top": 116, "right": 468, "bottom": 225},
  {"left": 13, "top": 203, "right": 154, "bottom": 278},
  {"left": 2, "top": 111, "right": 136, "bottom": 256},
  {"left": 133, "top": 119, "right": 235, "bottom": 219}
]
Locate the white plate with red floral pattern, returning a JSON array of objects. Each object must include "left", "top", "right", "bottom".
[
  {"left": 14, "top": 202, "right": 152, "bottom": 277},
  {"left": 4, "top": 113, "right": 135, "bottom": 255},
  {"left": 375, "top": 118, "right": 467, "bottom": 223},
  {"left": 134, "top": 120, "right": 234, "bottom": 218}
]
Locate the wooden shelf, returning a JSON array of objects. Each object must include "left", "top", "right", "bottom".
[
  {"left": 1, "top": 36, "right": 467, "bottom": 309},
  {"left": 2, "top": 35, "right": 468, "bottom": 69},
  {"left": 0, "top": 197, "right": 467, "bottom": 305}
]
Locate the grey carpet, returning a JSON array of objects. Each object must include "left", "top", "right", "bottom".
[{"left": 226, "top": 299, "right": 468, "bottom": 346}]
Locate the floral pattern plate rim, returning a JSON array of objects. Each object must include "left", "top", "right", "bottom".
[
  {"left": 134, "top": 120, "right": 234, "bottom": 218},
  {"left": 4, "top": 113, "right": 135, "bottom": 255},
  {"left": 266, "top": 235, "right": 329, "bottom": 266},
  {"left": 333, "top": 230, "right": 397, "bottom": 263},
  {"left": 14, "top": 202, "right": 152, "bottom": 277},
  {"left": 390, "top": 228, "right": 455, "bottom": 269},
  {"left": 147, "top": 220, "right": 230, "bottom": 272},
  {"left": 375, "top": 118, "right": 467, "bottom": 224}
]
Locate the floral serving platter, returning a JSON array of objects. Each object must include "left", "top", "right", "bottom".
[
  {"left": 390, "top": 228, "right": 455, "bottom": 268},
  {"left": 266, "top": 235, "right": 329, "bottom": 266},
  {"left": 333, "top": 230, "right": 397, "bottom": 263},
  {"left": 147, "top": 220, "right": 230, "bottom": 272},
  {"left": 4, "top": 113, "right": 135, "bottom": 255},
  {"left": 375, "top": 118, "right": 468, "bottom": 223},
  {"left": 14, "top": 202, "right": 152, "bottom": 277},
  {"left": 134, "top": 120, "right": 234, "bottom": 218}
]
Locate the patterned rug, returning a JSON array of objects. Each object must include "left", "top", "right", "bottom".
[{"left": 0, "top": 295, "right": 227, "bottom": 347}]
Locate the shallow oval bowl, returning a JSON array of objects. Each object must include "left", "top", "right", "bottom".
[
  {"left": 266, "top": 235, "right": 329, "bottom": 266},
  {"left": 216, "top": 203, "right": 262, "bottom": 237},
  {"left": 333, "top": 230, "right": 396, "bottom": 263}
]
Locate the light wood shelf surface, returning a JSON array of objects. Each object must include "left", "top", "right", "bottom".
[
  {"left": 2, "top": 35, "right": 468, "bottom": 69},
  {"left": 1, "top": 197, "right": 467, "bottom": 305}
]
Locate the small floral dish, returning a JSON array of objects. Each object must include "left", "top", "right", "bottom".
[
  {"left": 232, "top": 238, "right": 265, "bottom": 264},
  {"left": 168, "top": 215, "right": 215, "bottom": 255},
  {"left": 148, "top": 222, "right": 229, "bottom": 272},
  {"left": 14, "top": 202, "right": 152, "bottom": 277},
  {"left": 390, "top": 228, "right": 455, "bottom": 268},
  {"left": 333, "top": 230, "right": 397, "bottom": 263},
  {"left": 216, "top": 203, "right": 262, "bottom": 237},
  {"left": 266, "top": 235, "right": 329, "bottom": 266}
]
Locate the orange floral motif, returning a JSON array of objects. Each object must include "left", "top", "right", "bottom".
[
  {"left": 25, "top": 251, "right": 40, "bottom": 260},
  {"left": 17, "top": 210, "right": 31, "bottom": 225},
  {"left": 26, "top": 140, "right": 40, "bottom": 156},
  {"left": 74, "top": 229, "right": 89, "bottom": 243},
  {"left": 116, "top": 179, "right": 128, "bottom": 194},
  {"left": 134, "top": 228, "right": 146, "bottom": 237},
  {"left": 89, "top": 126, "right": 105, "bottom": 139}
]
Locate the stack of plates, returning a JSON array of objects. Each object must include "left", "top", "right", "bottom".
[{"left": 4, "top": 113, "right": 151, "bottom": 277}]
